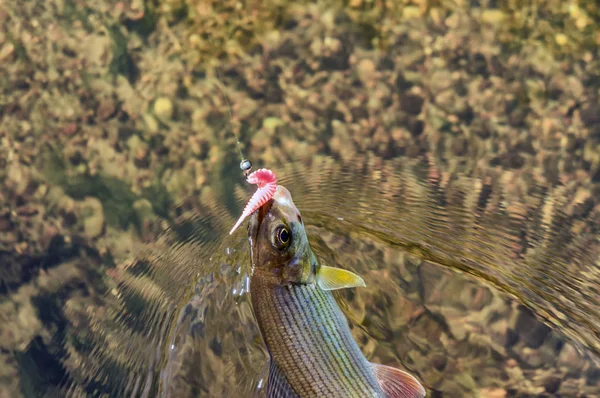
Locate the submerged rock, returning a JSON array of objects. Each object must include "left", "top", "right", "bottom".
[
  {"left": 154, "top": 97, "right": 174, "bottom": 121},
  {"left": 78, "top": 197, "right": 105, "bottom": 239}
]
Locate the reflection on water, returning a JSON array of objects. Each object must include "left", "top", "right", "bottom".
[{"left": 32, "top": 156, "right": 599, "bottom": 397}]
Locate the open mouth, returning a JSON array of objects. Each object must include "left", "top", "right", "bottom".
[{"left": 248, "top": 199, "right": 274, "bottom": 242}]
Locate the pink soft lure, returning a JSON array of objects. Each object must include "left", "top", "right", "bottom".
[{"left": 229, "top": 168, "right": 277, "bottom": 235}]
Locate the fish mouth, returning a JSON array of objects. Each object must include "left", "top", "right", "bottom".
[{"left": 248, "top": 199, "right": 273, "bottom": 247}]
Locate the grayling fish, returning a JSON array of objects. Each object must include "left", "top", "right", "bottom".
[{"left": 244, "top": 183, "right": 426, "bottom": 398}]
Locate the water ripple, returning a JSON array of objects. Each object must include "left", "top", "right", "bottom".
[{"left": 52, "top": 155, "right": 599, "bottom": 396}]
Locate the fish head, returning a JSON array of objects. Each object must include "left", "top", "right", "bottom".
[{"left": 248, "top": 185, "right": 317, "bottom": 285}]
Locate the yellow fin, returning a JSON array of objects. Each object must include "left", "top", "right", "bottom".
[{"left": 317, "top": 265, "right": 366, "bottom": 291}]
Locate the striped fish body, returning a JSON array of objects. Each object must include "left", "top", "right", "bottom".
[
  {"left": 246, "top": 185, "right": 425, "bottom": 398},
  {"left": 251, "top": 275, "right": 385, "bottom": 398}
]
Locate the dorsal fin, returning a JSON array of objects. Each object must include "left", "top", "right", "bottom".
[{"left": 371, "top": 363, "right": 426, "bottom": 398}]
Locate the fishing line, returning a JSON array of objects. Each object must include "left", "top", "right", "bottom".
[{"left": 214, "top": 72, "right": 253, "bottom": 178}]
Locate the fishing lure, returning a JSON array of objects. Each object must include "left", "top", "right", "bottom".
[
  {"left": 214, "top": 77, "right": 278, "bottom": 235},
  {"left": 230, "top": 168, "right": 278, "bottom": 235}
]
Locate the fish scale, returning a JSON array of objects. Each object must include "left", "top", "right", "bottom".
[
  {"left": 287, "top": 284, "right": 339, "bottom": 389},
  {"left": 251, "top": 276, "right": 385, "bottom": 397},
  {"left": 296, "top": 285, "right": 363, "bottom": 391},
  {"left": 299, "top": 284, "right": 378, "bottom": 395}
]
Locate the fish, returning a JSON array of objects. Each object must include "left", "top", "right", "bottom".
[{"left": 234, "top": 170, "right": 426, "bottom": 397}]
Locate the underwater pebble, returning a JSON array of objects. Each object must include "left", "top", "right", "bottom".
[
  {"left": 357, "top": 58, "right": 376, "bottom": 84},
  {"left": 154, "top": 97, "right": 174, "bottom": 121},
  {"left": 142, "top": 112, "right": 160, "bottom": 136},
  {"left": 79, "top": 197, "right": 105, "bottom": 239},
  {"left": 262, "top": 117, "right": 285, "bottom": 131},
  {"left": 555, "top": 33, "right": 569, "bottom": 46},
  {"left": 481, "top": 9, "right": 505, "bottom": 25},
  {"left": 479, "top": 387, "right": 506, "bottom": 398},
  {"left": 557, "top": 344, "right": 587, "bottom": 375},
  {"left": 133, "top": 199, "right": 154, "bottom": 220},
  {"left": 543, "top": 375, "right": 561, "bottom": 394},
  {"left": 402, "top": 6, "right": 421, "bottom": 20}
]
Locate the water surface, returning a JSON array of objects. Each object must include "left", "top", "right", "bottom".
[
  {"left": 3, "top": 1, "right": 600, "bottom": 397},
  {"left": 41, "top": 156, "right": 600, "bottom": 397}
]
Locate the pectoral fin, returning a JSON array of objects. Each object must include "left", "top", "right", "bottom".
[
  {"left": 317, "top": 265, "right": 366, "bottom": 291},
  {"left": 371, "top": 363, "right": 426, "bottom": 398}
]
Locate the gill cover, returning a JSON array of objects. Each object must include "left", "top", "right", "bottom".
[{"left": 270, "top": 185, "right": 366, "bottom": 291}]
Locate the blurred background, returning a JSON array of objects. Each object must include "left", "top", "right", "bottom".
[{"left": 1, "top": 1, "right": 599, "bottom": 397}]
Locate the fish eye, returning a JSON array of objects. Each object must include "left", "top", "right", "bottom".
[{"left": 273, "top": 225, "right": 291, "bottom": 250}]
